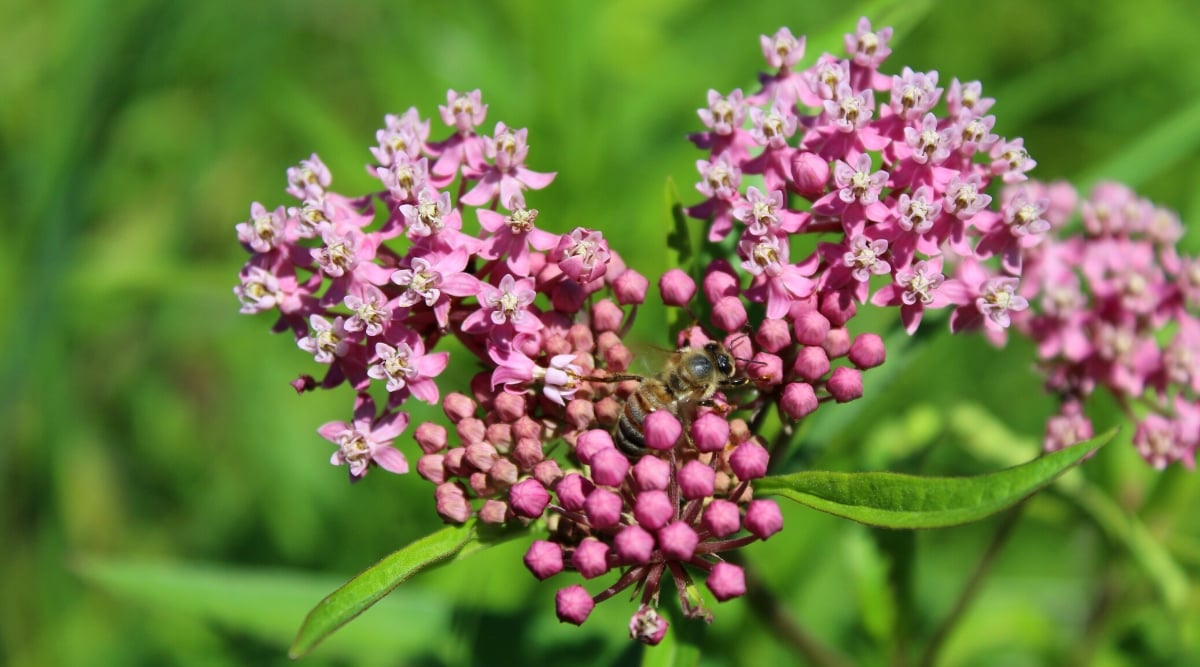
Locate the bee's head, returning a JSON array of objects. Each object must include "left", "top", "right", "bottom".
[{"left": 704, "top": 341, "right": 735, "bottom": 378}]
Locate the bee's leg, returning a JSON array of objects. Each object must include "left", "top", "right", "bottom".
[
  {"left": 573, "top": 373, "right": 644, "bottom": 383},
  {"left": 698, "top": 398, "right": 733, "bottom": 416}
]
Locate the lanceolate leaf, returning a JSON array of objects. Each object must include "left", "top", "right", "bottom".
[
  {"left": 755, "top": 432, "right": 1113, "bottom": 529},
  {"left": 290, "top": 522, "right": 475, "bottom": 658}
]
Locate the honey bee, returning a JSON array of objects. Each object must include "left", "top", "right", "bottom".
[{"left": 590, "top": 342, "right": 747, "bottom": 457}]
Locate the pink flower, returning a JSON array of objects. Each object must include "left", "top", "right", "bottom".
[
  {"left": 463, "top": 274, "right": 543, "bottom": 335},
  {"left": 738, "top": 233, "right": 817, "bottom": 319},
  {"left": 370, "top": 108, "right": 430, "bottom": 167},
  {"left": 286, "top": 153, "right": 331, "bottom": 200},
  {"left": 461, "top": 122, "right": 556, "bottom": 206},
  {"left": 477, "top": 205, "right": 559, "bottom": 277},
  {"left": 553, "top": 228, "right": 611, "bottom": 284},
  {"left": 318, "top": 394, "right": 409, "bottom": 480},
  {"left": 298, "top": 314, "right": 351, "bottom": 364},
  {"left": 236, "top": 202, "right": 288, "bottom": 253},
  {"left": 367, "top": 335, "right": 449, "bottom": 404},
  {"left": 390, "top": 250, "right": 480, "bottom": 328}
]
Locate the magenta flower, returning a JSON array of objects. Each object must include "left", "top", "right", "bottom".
[
  {"left": 343, "top": 285, "right": 392, "bottom": 337},
  {"left": 367, "top": 335, "right": 449, "bottom": 404},
  {"left": 298, "top": 314, "right": 351, "bottom": 364},
  {"left": 553, "top": 228, "right": 611, "bottom": 284},
  {"left": 477, "top": 205, "right": 559, "bottom": 277},
  {"left": 462, "top": 274, "right": 542, "bottom": 335},
  {"left": 319, "top": 394, "right": 409, "bottom": 481},
  {"left": 461, "top": 122, "right": 556, "bottom": 206},
  {"left": 285, "top": 153, "right": 331, "bottom": 200},
  {"left": 871, "top": 257, "right": 950, "bottom": 333},
  {"left": 236, "top": 202, "right": 288, "bottom": 254},
  {"left": 370, "top": 107, "right": 430, "bottom": 168},
  {"left": 738, "top": 233, "right": 816, "bottom": 319},
  {"left": 390, "top": 250, "right": 480, "bottom": 328}
]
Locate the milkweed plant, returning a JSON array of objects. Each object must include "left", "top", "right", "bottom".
[{"left": 232, "top": 17, "right": 1196, "bottom": 661}]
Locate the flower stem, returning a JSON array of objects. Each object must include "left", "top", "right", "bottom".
[{"left": 917, "top": 504, "right": 1025, "bottom": 667}]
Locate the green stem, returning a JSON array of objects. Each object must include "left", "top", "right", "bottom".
[
  {"left": 918, "top": 504, "right": 1025, "bottom": 667},
  {"left": 732, "top": 553, "right": 856, "bottom": 667}
]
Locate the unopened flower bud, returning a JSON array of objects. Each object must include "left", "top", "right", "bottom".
[
  {"left": 614, "top": 269, "right": 649, "bottom": 305},
  {"left": 644, "top": 411, "right": 682, "bottom": 450},
  {"left": 486, "top": 423, "right": 513, "bottom": 450},
  {"left": 828, "top": 366, "right": 864, "bottom": 402},
  {"left": 565, "top": 398, "right": 595, "bottom": 430},
  {"left": 595, "top": 396, "right": 622, "bottom": 425},
  {"left": 703, "top": 499, "right": 741, "bottom": 538},
  {"left": 794, "top": 346, "right": 830, "bottom": 381},
  {"left": 435, "top": 483, "right": 472, "bottom": 524},
  {"left": 751, "top": 352, "right": 784, "bottom": 386},
  {"left": 567, "top": 324, "right": 595, "bottom": 353},
  {"left": 489, "top": 458, "right": 519, "bottom": 486},
  {"left": 703, "top": 261, "right": 740, "bottom": 305},
  {"left": 679, "top": 460, "right": 716, "bottom": 499},
  {"left": 632, "top": 455, "right": 671, "bottom": 491},
  {"left": 730, "top": 441, "right": 769, "bottom": 480},
  {"left": 533, "top": 459, "right": 563, "bottom": 487},
  {"left": 513, "top": 415, "right": 541, "bottom": 441},
  {"left": 469, "top": 471, "right": 494, "bottom": 496},
  {"left": 745, "top": 499, "right": 783, "bottom": 539},
  {"left": 556, "top": 472, "right": 593, "bottom": 511},
  {"left": 572, "top": 538, "right": 612, "bottom": 579},
  {"left": 417, "top": 454, "right": 446, "bottom": 484},
  {"left": 591, "top": 447, "right": 631, "bottom": 487},
  {"left": 848, "top": 333, "right": 886, "bottom": 369},
  {"left": 584, "top": 488, "right": 623, "bottom": 529},
  {"left": 629, "top": 605, "right": 669, "bottom": 646},
  {"left": 634, "top": 489, "right": 674, "bottom": 530},
  {"left": 556, "top": 585, "right": 595, "bottom": 625},
  {"left": 713, "top": 296, "right": 748, "bottom": 332},
  {"left": 443, "top": 392, "right": 477, "bottom": 423},
  {"left": 576, "top": 429, "right": 615, "bottom": 465},
  {"left": 613, "top": 526, "right": 655, "bottom": 567},
  {"left": 415, "top": 422, "right": 448, "bottom": 454},
  {"left": 493, "top": 392, "right": 528, "bottom": 422},
  {"left": 510, "top": 478, "right": 551, "bottom": 518},
  {"left": 691, "top": 413, "right": 731, "bottom": 453},
  {"left": 755, "top": 318, "right": 792, "bottom": 352},
  {"left": 457, "top": 417, "right": 487, "bottom": 445},
  {"left": 465, "top": 442, "right": 498, "bottom": 472},
  {"left": 524, "top": 540, "right": 564, "bottom": 580},
  {"left": 790, "top": 151, "right": 829, "bottom": 196},
  {"left": 707, "top": 562, "right": 747, "bottom": 602},
  {"left": 658, "top": 521, "right": 699, "bottom": 561},
  {"left": 659, "top": 268, "right": 697, "bottom": 306},
  {"left": 592, "top": 298, "right": 625, "bottom": 332},
  {"left": 479, "top": 499, "right": 509, "bottom": 524},
  {"left": 513, "top": 437, "right": 544, "bottom": 468},
  {"left": 780, "top": 382, "right": 819, "bottom": 419},
  {"left": 820, "top": 291, "right": 857, "bottom": 327},
  {"left": 822, "top": 327, "right": 851, "bottom": 358},
  {"left": 793, "top": 310, "right": 831, "bottom": 346},
  {"left": 443, "top": 447, "right": 467, "bottom": 476}
]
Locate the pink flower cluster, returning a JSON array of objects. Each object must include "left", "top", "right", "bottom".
[{"left": 1010, "top": 181, "right": 1200, "bottom": 468}]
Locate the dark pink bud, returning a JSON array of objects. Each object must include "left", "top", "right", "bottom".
[
  {"left": 443, "top": 447, "right": 467, "bottom": 476},
  {"left": 576, "top": 429, "right": 615, "bottom": 465},
  {"left": 414, "top": 422, "right": 448, "bottom": 454},
  {"left": 442, "top": 392, "right": 476, "bottom": 423},
  {"left": 712, "top": 296, "right": 748, "bottom": 333},
  {"left": 571, "top": 538, "right": 612, "bottom": 579},
  {"left": 755, "top": 318, "right": 793, "bottom": 353},
  {"left": 465, "top": 442, "right": 498, "bottom": 472},
  {"left": 633, "top": 489, "right": 674, "bottom": 530},
  {"left": 724, "top": 331, "right": 754, "bottom": 360},
  {"left": 707, "top": 562, "right": 746, "bottom": 602},
  {"left": 584, "top": 488, "right": 623, "bottom": 529},
  {"left": 828, "top": 367, "right": 864, "bottom": 403},
  {"left": 479, "top": 499, "right": 509, "bottom": 524},
  {"left": 591, "top": 447, "right": 631, "bottom": 487},
  {"left": 533, "top": 459, "right": 563, "bottom": 487},
  {"left": 524, "top": 540, "right": 564, "bottom": 580},
  {"left": 790, "top": 151, "right": 829, "bottom": 196},
  {"left": 691, "top": 412, "right": 731, "bottom": 453},
  {"left": 848, "top": 333, "right": 886, "bottom": 369},
  {"left": 658, "top": 521, "right": 699, "bottom": 561},
  {"left": 556, "top": 585, "right": 595, "bottom": 625},
  {"left": 551, "top": 279, "right": 585, "bottom": 313},
  {"left": 493, "top": 392, "right": 527, "bottom": 422},
  {"left": 469, "top": 471, "right": 494, "bottom": 497},
  {"left": 614, "top": 269, "right": 649, "bottom": 305},
  {"left": 567, "top": 324, "right": 595, "bottom": 353},
  {"left": 730, "top": 441, "right": 769, "bottom": 480},
  {"left": 632, "top": 455, "right": 671, "bottom": 491},
  {"left": 658, "top": 268, "right": 697, "bottom": 306},
  {"left": 489, "top": 458, "right": 519, "bottom": 486},
  {"left": 820, "top": 291, "right": 857, "bottom": 327},
  {"left": 780, "top": 382, "right": 819, "bottom": 419},
  {"left": 644, "top": 411, "right": 682, "bottom": 450},
  {"left": 591, "top": 298, "right": 624, "bottom": 332},
  {"left": 435, "top": 483, "right": 472, "bottom": 524},
  {"left": 290, "top": 375, "right": 317, "bottom": 393},
  {"left": 556, "top": 472, "right": 593, "bottom": 511},
  {"left": 793, "top": 310, "right": 831, "bottom": 346},
  {"left": 456, "top": 417, "right": 487, "bottom": 445},
  {"left": 703, "top": 262, "right": 740, "bottom": 305},
  {"left": 744, "top": 499, "right": 783, "bottom": 539},
  {"left": 629, "top": 605, "right": 669, "bottom": 646},
  {"left": 417, "top": 454, "right": 446, "bottom": 484},
  {"left": 793, "top": 346, "right": 830, "bottom": 381},
  {"left": 513, "top": 437, "right": 544, "bottom": 469},
  {"left": 679, "top": 460, "right": 716, "bottom": 499},
  {"left": 751, "top": 352, "right": 784, "bottom": 386},
  {"left": 702, "top": 499, "right": 741, "bottom": 537},
  {"left": 565, "top": 399, "right": 595, "bottom": 431},
  {"left": 614, "top": 525, "right": 656, "bottom": 564},
  {"left": 822, "top": 327, "right": 851, "bottom": 358}
]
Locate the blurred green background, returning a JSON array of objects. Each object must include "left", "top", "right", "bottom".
[{"left": 5, "top": 0, "right": 1200, "bottom": 665}]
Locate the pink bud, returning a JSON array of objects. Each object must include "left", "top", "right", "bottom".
[
  {"left": 493, "top": 392, "right": 527, "bottom": 422},
  {"left": 571, "top": 538, "right": 612, "bottom": 579},
  {"left": 414, "top": 422, "right": 448, "bottom": 454},
  {"left": 485, "top": 422, "right": 513, "bottom": 450},
  {"left": 464, "top": 442, "right": 498, "bottom": 472},
  {"left": 730, "top": 441, "right": 769, "bottom": 480},
  {"left": 551, "top": 279, "right": 585, "bottom": 313},
  {"left": 556, "top": 472, "right": 593, "bottom": 511},
  {"left": 591, "top": 298, "right": 625, "bottom": 332},
  {"left": 576, "top": 429, "right": 615, "bottom": 464},
  {"left": 751, "top": 352, "right": 784, "bottom": 386},
  {"left": 469, "top": 471, "right": 494, "bottom": 497},
  {"left": 644, "top": 411, "right": 682, "bottom": 450},
  {"left": 780, "top": 382, "right": 819, "bottom": 419},
  {"left": 456, "top": 417, "right": 486, "bottom": 445},
  {"left": 793, "top": 346, "right": 830, "bottom": 381},
  {"left": 443, "top": 447, "right": 467, "bottom": 476},
  {"left": 489, "top": 458, "right": 519, "bottom": 486},
  {"left": 555, "top": 585, "right": 595, "bottom": 625},
  {"left": 591, "top": 447, "right": 631, "bottom": 487},
  {"left": 828, "top": 366, "right": 864, "bottom": 402},
  {"left": 417, "top": 454, "right": 446, "bottom": 484},
  {"left": 702, "top": 499, "right": 741, "bottom": 537},
  {"left": 679, "top": 460, "right": 716, "bottom": 499},
  {"left": 584, "top": 488, "right": 624, "bottom": 529},
  {"left": 820, "top": 291, "right": 857, "bottom": 327},
  {"left": 848, "top": 333, "right": 886, "bottom": 369},
  {"left": 614, "top": 269, "right": 649, "bottom": 305},
  {"left": 629, "top": 605, "right": 669, "bottom": 646},
  {"left": 513, "top": 416, "right": 541, "bottom": 441},
  {"left": 435, "top": 483, "right": 472, "bottom": 524},
  {"left": 533, "top": 459, "right": 563, "bottom": 487},
  {"left": 614, "top": 524, "right": 655, "bottom": 564},
  {"left": 702, "top": 261, "right": 740, "bottom": 305},
  {"left": 564, "top": 399, "right": 595, "bottom": 431},
  {"left": 603, "top": 341, "right": 633, "bottom": 372},
  {"left": 793, "top": 310, "right": 831, "bottom": 346},
  {"left": 659, "top": 268, "right": 697, "bottom": 306},
  {"left": 594, "top": 396, "right": 622, "bottom": 425},
  {"left": 632, "top": 455, "right": 672, "bottom": 491},
  {"left": 745, "top": 499, "right": 783, "bottom": 539},
  {"left": 790, "top": 151, "right": 829, "bottom": 196},
  {"left": 634, "top": 489, "right": 674, "bottom": 530},
  {"left": 755, "top": 318, "right": 793, "bottom": 352},
  {"left": 658, "top": 521, "right": 699, "bottom": 561},
  {"left": 479, "top": 499, "right": 509, "bottom": 524},
  {"left": 567, "top": 323, "right": 596, "bottom": 353},
  {"left": 442, "top": 392, "right": 476, "bottom": 423},
  {"left": 823, "top": 328, "right": 850, "bottom": 359},
  {"left": 524, "top": 540, "right": 564, "bottom": 580},
  {"left": 712, "top": 296, "right": 748, "bottom": 333},
  {"left": 513, "top": 437, "right": 544, "bottom": 469},
  {"left": 691, "top": 412, "right": 731, "bottom": 453},
  {"left": 707, "top": 562, "right": 746, "bottom": 601}
]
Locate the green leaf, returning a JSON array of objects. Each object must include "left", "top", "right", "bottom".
[
  {"left": 664, "top": 176, "right": 692, "bottom": 268},
  {"left": 289, "top": 522, "right": 476, "bottom": 658},
  {"left": 755, "top": 431, "right": 1114, "bottom": 529}
]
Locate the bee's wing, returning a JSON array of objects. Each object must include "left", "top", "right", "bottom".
[{"left": 625, "top": 342, "right": 677, "bottom": 376}]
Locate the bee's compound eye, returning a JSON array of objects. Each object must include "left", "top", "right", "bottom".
[
  {"left": 715, "top": 353, "right": 733, "bottom": 375},
  {"left": 704, "top": 342, "right": 719, "bottom": 354}
]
